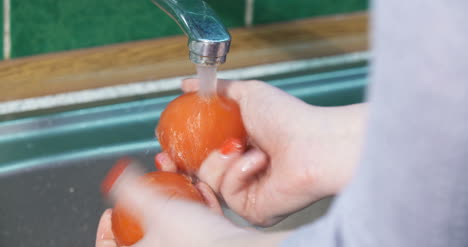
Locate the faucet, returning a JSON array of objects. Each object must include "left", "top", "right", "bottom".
[{"left": 151, "top": 0, "right": 231, "bottom": 66}]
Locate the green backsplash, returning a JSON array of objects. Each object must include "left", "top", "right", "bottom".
[
  {"left": 11, "top": 0, "right": 366, "bottom": 58},
  {"left": 12, "top": 0, "right": 182, "bottom": 58},
  {"left": 254, "top": 0, "right": 368, "bottom": 24},
  {"left": 0, "top": 1, "right": 3, "bottom": 59}
]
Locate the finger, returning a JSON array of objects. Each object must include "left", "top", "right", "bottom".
[
  {"left": 196, "top": 181, "right": 224, "bottom": 216},
  {"left": 103, "top": 162, "right": 160, "bottom": 229},
  {"left": 217, "top": 79, "right": 250, "bottom": 103},
  {"left": 221, "top": 148, "right": 268, "bottom": 196},
  {"left": 220, "top": 80, "right": 289, "bottom": 112},
  {"left": 154, "top": 152, "right": 177, "bottom": 172},
  {"left": 96, "top": 240, "right": 118, "bottom": 247},
  {"left": 197, "top": 151, "right": 238, "bottom": 194},
  {"left": 104, "top": 162, "right": 213, "bottom": 231},
  {"left": 129, "top": 238, "right": 149, "bottom": 247},
  {"left": 95, "top": 209, "right": 117, "bottom": 247},
  {"left": 102, "top": 161, "right": 238, "bottom": 247},
  {"left": 181, "top": 78, "right": 199, "bottom": 93},
  {"left": 101, "top": 158, "right": 132, "bottom": 196},
  {"left": 197, "top": 138, "right": 244, "bottom": 194}
]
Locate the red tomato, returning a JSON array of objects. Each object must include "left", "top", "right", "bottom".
[
  {"left": 156, "top": 92, "right": 247, "bottom": 173},
  {"left": 111, "top": 171, "right": 205, "bottom": 246}
]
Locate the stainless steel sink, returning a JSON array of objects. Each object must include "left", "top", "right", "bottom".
[{"left": 0, "top": 53, "right": 368, "bottom": 246}]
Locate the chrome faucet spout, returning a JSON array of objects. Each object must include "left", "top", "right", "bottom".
[{"left": 151, "top": 0, "right": 231, "bottom": 66}]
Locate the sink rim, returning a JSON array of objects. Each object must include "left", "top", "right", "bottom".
[
  {"left": 0, "top": 52, "right": 368, "bottom": 118},
  {"left": 0, "top": 53, "right": 368, "bottom": 177}
]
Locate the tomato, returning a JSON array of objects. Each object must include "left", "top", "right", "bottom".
[
  {"left": 156, "top": 92, "right": 247, "bottom": 173},
  {"left": 111, "top": 171, "right": 205, "bottom": 246}
]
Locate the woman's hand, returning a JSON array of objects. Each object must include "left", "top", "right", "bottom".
[
  {"left": 156, "top": 79, "right": 366, "bottom": 226},
  {"left": 96, "top": 209, "right": 117, "bottom": 247},
  {"left": 96, "top": 161, "right": 225, "bottom": 247},
  {"left": 96, "top": 164, "right": 289, "bottom": 247}
]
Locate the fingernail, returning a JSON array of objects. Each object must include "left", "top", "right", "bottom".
[
  {"left": 154, "top": 153, "right": 166, "bottom": 170},
  {"left": 101, "top": 158, "right": 131, "bottom": 196},
  {"left": 220, "top": 138, "right": 244, "bottom": 156}
]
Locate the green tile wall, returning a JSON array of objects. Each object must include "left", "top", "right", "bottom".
[
  {"left": 12, "top": 0, "right": 181, "bottom": 58},
  {"left": 254, "top": 0, "right": 368, "bottom": 24},
  {"left": 11, "top": 0, "right": 244, "bottom": 58},
  {"left": 10, "top": 0, "right": 366, "bottom": 59},
  {"left": 0, "top": 1, "right": 3, "bottom": 59},
  {"left": 205, "top": 0, "right": 245, "bottom": 28}
]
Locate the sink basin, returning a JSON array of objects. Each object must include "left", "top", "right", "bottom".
[{"left": 0, "top": 54, "right": 368, "bottom": 246}]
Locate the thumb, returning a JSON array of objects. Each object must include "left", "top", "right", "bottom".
[
  {"left": 221, "top": 148, "right": 268, "bottom": 197},
  {"left": 197, "top": 138, "right": 245, "bottom": 194},
  {"left": 95, "top": 209, "right": 117, "bottom": 247}
]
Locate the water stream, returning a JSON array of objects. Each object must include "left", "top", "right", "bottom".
[{"left": 196, "top": 64, "right": 218, "bottom": 97}]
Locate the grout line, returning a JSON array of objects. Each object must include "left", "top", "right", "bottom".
[
  {"left": 3, "top": 0, "right": 11, "bottom": 60},
  {"left": 244, "top": 0, "right": 254, "bottom": 27}
]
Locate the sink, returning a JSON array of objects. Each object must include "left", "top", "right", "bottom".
[{"left": 0, "top": 54, "right": 368, "bottom": 246}]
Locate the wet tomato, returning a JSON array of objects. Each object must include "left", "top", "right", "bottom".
[
  {"left": 156, "top": 92, "right": 247, "bottom": 174},
  {"left": 111, "top": 171, "right": 205, "bottom": 246}
]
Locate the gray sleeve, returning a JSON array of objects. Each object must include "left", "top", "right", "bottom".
[{"left": 281, "top": 1, "right": 468, "bottom": 246}]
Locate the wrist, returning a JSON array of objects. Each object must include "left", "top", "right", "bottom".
[{"left": 304, "top": 103, "right": 367, "bottom": 197}]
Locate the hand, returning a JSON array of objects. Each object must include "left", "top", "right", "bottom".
[
  {"left": 96, "top": 159, "right": 225, "bottom": 247},
  {"left": 156, "top": 79, "right": 366, "bottom": 226},
  {"left": 96, "top": 164, "right": 289, "bottom": 247}
]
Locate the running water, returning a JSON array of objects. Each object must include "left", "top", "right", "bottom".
[{"left": 196, "top": 64, "right": 218, "bottom": 97}]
